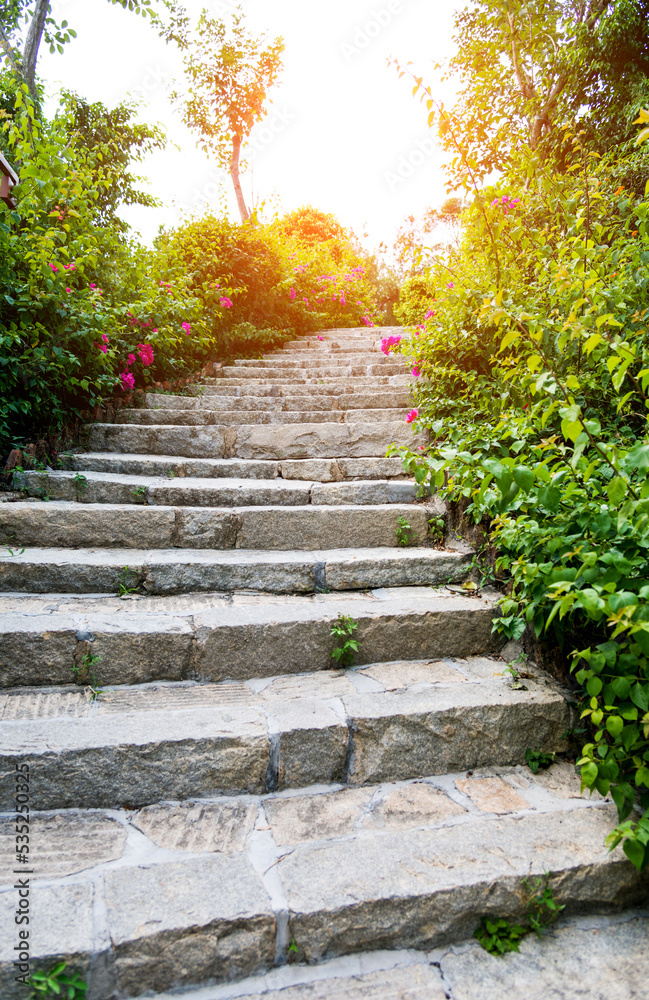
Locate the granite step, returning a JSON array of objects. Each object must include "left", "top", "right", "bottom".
[
  {"left": 56, "top": 453, "right": 411, "bottom": 482},
  {"left": 0, "top": 545, "right": 470, "bottom": 595},
  {"left": 80, "top": 421, "right": 425, "bottom": 460},
  {"left": 116, "top": 408, "right": 408, "bottom": 427},
  {"left": 15, "top": 470, "right": 417, "bottom": 504},
  {"left": 0, "top": 501, "right": 435, "bottom": 550},
  {"left": 0, "top": 657, "right": 572, "bottom": 809},
  {"left": 0, "top": 587, "right": 503, "bottom": 688},
  {"left": 200, "top": 379, "right": 411, "bottom": 395},
  {"left": 0, "top": 766, "right": 644, "bottom": 998},
  {"left": 232, "top": 356, "right": 397, "bottom": 368},
  {"left": 142, "top": 391, "right": 411, "bottom": 412},
  {"left": 216, "top": 365, "right": 406, "bottom": 380}
]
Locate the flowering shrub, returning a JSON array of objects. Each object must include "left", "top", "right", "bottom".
[{"left": 389, "top": 134, "right": 649, "bottom": 871}]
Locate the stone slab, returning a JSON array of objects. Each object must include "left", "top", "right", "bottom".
[
  {"left": 455, "top": 776, "right": 531, "bottom": 814},
  {"left": 104, "top": 854, "right": 275, "bottom": 995},
  {"left": 131, "top": 800, "right": 257, "bottom": 854},
  {"left": 440, "top": 915, "right": 649, "bottom": 1000},
  {"left": 343, "top": 683, "right": 570, "bottom": 785},
  {"left": 0, "top": 706, "right": 270, "bottom": 809},
  {"left": 0, "top": 812, "right": 126, "bottom": 884},
  {"left": 231, "top": 963, "right": 447, "bottom": 1000},
  {"left": 278, "top": 807, "right": 646, "bottom": 962}
]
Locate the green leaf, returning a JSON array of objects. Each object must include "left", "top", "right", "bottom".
[
  {"left": 512, "top": 465, "right": 535, "bottom": 491},
  {"left": 606, "top": 715, "right": 624, "bottom": 738},
  {"left": 607, "top": 477, "right": 627, "bottom": 505},
  {"left": 623, "top": 838, "right": 646, "bottom": 870}
]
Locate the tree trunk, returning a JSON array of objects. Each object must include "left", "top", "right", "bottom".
[
  {"left": 23, "top": 0, "right": 50, "bottom": 103},
  {"left": 230, "top": 133, "right": 249, "bottom": 222}
]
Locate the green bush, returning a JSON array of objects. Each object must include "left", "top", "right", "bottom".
[{"left": 390, "top": 135, "right": 649, "bottom": 871}]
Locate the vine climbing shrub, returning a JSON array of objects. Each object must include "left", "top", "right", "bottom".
[{"left": 390, "top": 133, "right": 649, "bottom": 871}]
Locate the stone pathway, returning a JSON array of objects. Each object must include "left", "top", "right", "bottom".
[{"left": 0, "top": 327, "right": 646, "bottom": 998}]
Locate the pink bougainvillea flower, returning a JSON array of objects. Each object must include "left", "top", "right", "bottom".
[
  {"left": 220, "top": 297, "right": 233, "bottom": 308},
  {"left": 340, "top": 296, "right": 346, "bottom": 305},
  {"left": 381, "top": 335, "right": 401, "bottom": 354},
  {"left": 137, "top": 343, "right": 154, "bottom": 367},
  {"left": 406, "top": 409, "right": 418, "bottom": 423},
  {"left": 89, "top": 283, "right": 97, "bottom": 289},
  {"left": 65, "top": 287, "right": 71, "bottom": 293},
  {"left": 181, "top": 322, "right": 192, "bottom": 335},
  {"left": 411, "top": 366, "right": 421, "bottom": 377},
  {"left": 303, "top": 298, "right": 309, "bottom": 305},
  {"left": 120, "top": 371, "right": 135, "bottom": 390},
  {"left": 362, "top": 316, "right": 374, "bottom": 327},
  {"left": 101, "top": 334, "right": 109, "bottom": 344},
  {"left": 424, "top": 309, "right": 436, "bottom": 320},
  {"left": 317, "top": 335, "right": 323, "bottom": 341},
  {"left": 94, "top": 342, "right": 108, "bottom": 354},
  {"left": 290, "top": 288, "right": 296, "bottom": 300},
  {"left": 491, "top": 198, "right": 499, "bottom": 208},
  {"left": 126, "top": 353, "right": 136, "bottom": 366},
  {"left": 48, "top": 263, "right": 58, "bottom": 272},
  {"left": 446, "top": 282, "right": 454, "bottom": 289}
]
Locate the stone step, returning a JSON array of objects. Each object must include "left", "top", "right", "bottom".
[
  {"left": 217, "top": 365, "right": 405, "bottom": 380},
  {"left": 0, "top": 766, "right": 644, "bottom": 998},
  {"left": 0, "top": 501, "right": 435, "bottom": 550},
  {"left": 0, "top": 587, "right": 502, "bottom": 688},
  {"left": 81, "top": 421, "right": 425, "bottom": 460},
  {"left": 0, "top": 545, "right": 470, "bottom": 595},
  {"left": 117, "top": 408, "right": 408, "bottom": 427},
  {"left": 200, "top": 379, "right": 410, "bottom": 395},
  {"left": 233, "top": 356, "right": 393, "bottom": 368},
  {"left": 58, "top": 453, "right": 410, "bottom": 483},
  {"left": 0, "top": 663, "right": 570, "bottom": 809},
  {"left": 16, "top": 470, "right": 417, "bottom": 505},
  {"left": 143, "top": 391, "right": 410, "bottom": 412}
]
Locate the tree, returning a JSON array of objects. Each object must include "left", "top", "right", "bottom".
[
  {"left": 0, "top": 0, "right": 184, "bottom": 105},
  {"left": 178, "top": 6, "right": 284, "bottom": 223},
  {"left": 434, "top": 0, "right": 649, "bottom": 188}
]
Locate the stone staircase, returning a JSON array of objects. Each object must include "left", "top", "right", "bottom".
[{"left": 0, "top": 327, "right": 646, "bottom": 1000}]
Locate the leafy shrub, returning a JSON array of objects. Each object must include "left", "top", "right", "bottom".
[{"left": 390, "top": 133, "right": 649, "bottom": 870}]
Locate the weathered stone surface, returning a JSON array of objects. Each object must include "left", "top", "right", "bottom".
[
  {"left": 279, "top": 807, "right": 645, "bottom": 962},
  {"left": 268, "top": 700, "right": 349, "bottom": 789},
  {"left": 323, "top": 548, "right": 467, "bottom": 590},
  {"left": 236, "top": 505, "right": 430, "bottom": 550},
  {"left": 232, "top": 422, "right": 425, "bottom": 461},
  {"left": 0, "top": 501, "right": 177, "bottom": 548},
  {"left": 312, "top": 481, "right": 416, "bottom": 505},
  {"left": 455, "top": 776, "right": 531, "bottom": 814},
  {"left": 104, "top": 855, "right": 275, "bottom": 995},
  {"left": 0, "top": 706, "right": 270, "bottom": 809},
  {"left": 234, "top": 963, "right": 447, "bottom": 1000},
  {"left": 366, "top": 783, "right": 466, "bottom": 830},
  {"left": 0, "top": 689, "right": 90, "bottom": 720},
  {"left": 192, "top": 592, "right": 502, "bottom": 683},
  {"left": 530, "top": 760, "right": 590, "bottom": 799},
  {"left": 83, "top": 423, "right": 227, "bottom": 458},
  {"left": 344, "top": 683, "right": 570, "bottom": 784},
  {"left": 131, "top": 800, "right": 257, "bottom": 854},
  {"left": 265, "top": 788, "right": 374, "bottom": 845},
  {"left": 357, "top": 660, "right": 467, "bottom": 689},
  {"left": 441, "top": 916, "right": 649, "bottom": 1000},
  {"left": 0, "top": 615, "right": 78, "bottom": 688},
  {"left": 0, "top": 812, "right": 126, "bottom": 883},
  {"left": 0, "top": 882, "right": 96, "bottom": 1000},
  {"left": 64, "top": 452, "right": 280, "bottom": 479}
]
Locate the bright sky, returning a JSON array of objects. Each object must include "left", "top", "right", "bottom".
[{"left": 40, "top": 0, "right": 460, "bottom": 251}]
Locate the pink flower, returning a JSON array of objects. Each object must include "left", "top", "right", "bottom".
[
  {"left": 424, "top": 309, "right": 436, "bottom": 320},
  {"left": 406, "top": 409, "right": 418, "bottom": 424},
  {"left": 126, "top": 353, "right": 136, "bottom": 366},
  {"left": 48, "top": 263, "right": 58, "bottom": 273},
  {"left": 65, "top": 287, "right": 71, "bottom": 293},
  {"left": 412, "top": 367, "right": 421, "bottom": 377},
  {"left": 182, "top": 322, "right": 191, "bottom": 335},
  {"left": 317, "top": 335, "right": 323, "bottom": 341},
  {"left": 290, "top": 288, "right": 296, "bottom": 300},
  {"left": 381, "top": 335, "right": 401, "bottom": 354},
  {"left": 94, "top": 341, "right": 108, "bottom": 354},
  {"left": 362, "top": 316, "right": 374, "bottom": 327},
  {"left": 491, "top": 198, "right": 499, "bottom": 208},
  {"left": 303, "top": 298, "right": 309, "bottom": 305},
  {"left": 120, "top": 371, "right": 135, "bottom": 390},
  {"left": 101, "top": 334, "right": 109, "bottom": 344},
  {"left": 220, "top": 297, "right": 233, "bottom": 308},
  {"left": 63, "top": 264, "right": 76, "bottom": 271},
  {"left": 446, "top": 282, "right": 454, "bottom": 289},
  {"left": 137, "top": 343, "right": 154, "bottom": 367},
  {"left": 90, "top": 283, "right": 96, "bottom": 289},
  {"left": 340, "top": 296, "right": 346, "bottom": 305}
]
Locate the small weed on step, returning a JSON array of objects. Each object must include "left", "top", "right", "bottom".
[{"left": 330, "top": 613, "right": 359, "bottom": 667}]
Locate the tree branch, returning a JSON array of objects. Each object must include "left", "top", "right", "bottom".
[{"left": 23, "top": 0, "right": 50, "bottom": 103}]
